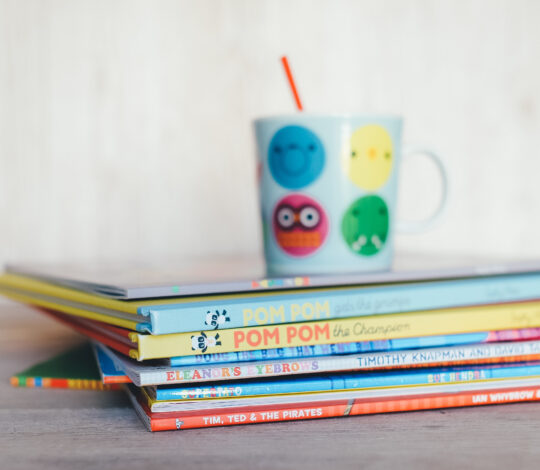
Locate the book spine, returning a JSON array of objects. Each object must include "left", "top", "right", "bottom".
[
  {"left": 136, "top": 340, "right": 540, "bottom": 386},
  {"left": 168, "top": 328, "right": 540, "bottom": 366},
  {"left": 153, "top": 363, "right": 540, "bottom": 401},
  {"left": 155, "top": 376, "right": 338, "bottom": 400},
  {"left": 143, "top": 273, "right": 540, "bottom": 334},
  {"left": 132, "top": 301, "right": 540, "bottom": 360},
  {"left": 10, "top": 375, "right": 120, "bottom": 390},
  {"left": 92, "top": 344, "right": 131, "bottom": 384},
  {"left": 102, "top": 375, "right": 130, "bottom": 384},
  {"left": 149, "top": 385, "right": 540, "bottom": 430}
]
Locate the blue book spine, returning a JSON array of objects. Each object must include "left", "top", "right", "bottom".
[
  {"left": 154, "top": 362, "right": 540, "bottom": 401},
  {"left": 138, "top": 273, "right": 540, "bottom": 334},
  {"left": 168, "top": 331, "right": 496, "bottom": 366}
]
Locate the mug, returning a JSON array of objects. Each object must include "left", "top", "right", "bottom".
[{"left": 253, "top": 114, "right": 448, "bottom": 276}]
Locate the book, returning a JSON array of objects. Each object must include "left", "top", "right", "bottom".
[
  {"left": 168, "top": 328, "right": 540, "bottom": 366},
  {"left": 87, "top": 301, "right": 540, "bottom": 359},
  {"left": 4, "top": 268, "right": 540, "bottom": 335},
  {"left": 146, "top": 362, "right": 540, "bottom": 406},
  {"left": 39, "top": 302, "right": 540, "bottom": 360},
  {"left": 6, "top": 255, "right": 266, "bottom": 299},
  {"left": 96, "top": 339, "right": 540, "bottom": 386},
  {"left": 0, "top": 274, "right": 143, "bottom": 331},
  {"left": 38, "top": 308, "right": 136, "bottom": 358},
  {"left": 92, "top": 344, "right": 130, "bottom": 384},
  {"left": 126, "top": 380, "right": 540, "bottom": 431},
  {"left": 9, "top": 253, "right": 540, "bottom": 299},
  {"left": 42, "top": 304, "right": 540, "bottom": 366},
  {"left": 10, "top": 343, "right": 121, "bottom": 390}
]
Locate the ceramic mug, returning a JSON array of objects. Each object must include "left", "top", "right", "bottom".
[{"left": 254, "top": 114, "right": 448, "bottom": 276}]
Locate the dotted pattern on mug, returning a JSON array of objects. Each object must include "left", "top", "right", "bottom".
[{"left": 267, "top": 124, "right": 393, "bottom": 258}]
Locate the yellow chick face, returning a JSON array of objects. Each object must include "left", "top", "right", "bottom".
[{"left": 345, "top": 125, "right": 394, "bottom": 190}]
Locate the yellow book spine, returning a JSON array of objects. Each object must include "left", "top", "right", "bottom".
[
  {"left": 0, "top": 289, "right": 141, "bottom": 331},
  {"left": 140, "top": 386, "right": 155, "bottom": 408},
  {"left": 129, "top": 301, "right": 540, "bottom": 360}
]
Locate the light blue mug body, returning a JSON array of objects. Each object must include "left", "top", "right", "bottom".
[{"left": 254, "top": 114, "right": 405, "bottom": 276}]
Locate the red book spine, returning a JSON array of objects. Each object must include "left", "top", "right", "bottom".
[
  {"left": 38, "top": 308, "right": 134, "bottom": 357},
  {"left": 151, "top": 404, "right": 350, "bottom": 431},
  {"left": 147, "top": 385, "right": 540, "bottom": 431},
  {"left": 102, "top": 375, "right": 131, "bottom": 384}
]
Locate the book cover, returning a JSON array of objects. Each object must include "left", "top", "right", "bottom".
[
  {"left": 144, "top": 366, "right": 540, "bottom": 413},
  {"left": 8, "top": 253, "right": 540, "bottom": 299},
  {"left": 38, "top": 308, "right": 136, "bottom": 358},
  {"left": 40, "top": 307, "right": 540, "bottom": 370},
  {"left": 96, "top": 339, "right": 540, "bottom": 386},
  {"left": 148, "top": 362, "right": 540, "bottom": 404},
  {"left": 130, "top": 301, "right": 540, "bottom": 359},
  {"left": 168, "top": 328, "right": 540, "bottom": 366},
  {"left": 5, "top": 268, "right": 540, "bottom": 335},
  {"left": 0, "top": 275, "right": 144, "bottom": 331},
  {"left": 10, "top": 343, "right": 121, "bottom": 390},
  {"left": 39, "top": 302, "right": 540, "bottom": 360},
  {"left": 92, "top": 344, "right": 130, "bottom": 384},
  {"left": 125, "top": 380, "right": 540, "bottom": 431}
]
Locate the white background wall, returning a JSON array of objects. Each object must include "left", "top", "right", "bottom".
[{"left": 1, "top": 0, "right": 540, "bottom": 266}]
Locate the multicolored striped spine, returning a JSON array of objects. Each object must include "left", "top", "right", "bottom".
[{"left": 10, "top": 375, "right": 121, "bottom": 390}]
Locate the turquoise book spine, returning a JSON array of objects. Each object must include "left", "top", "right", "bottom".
[{"left": 139, "top": 273, "right": 540, "bottom": 335}]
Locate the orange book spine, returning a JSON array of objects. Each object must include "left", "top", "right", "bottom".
[
  {"left": 151, "top": 404, "right": 350, "bottom": 431},
  {"left": 102, "top": 375, "right": 131, "bottom": 384},
  {"left": 146, "top": 385, "right": 540, "bottom": 431}
]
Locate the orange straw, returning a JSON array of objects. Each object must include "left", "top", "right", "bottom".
[{"left": 281, "top": 56, "right": 303, "bottom": 111}]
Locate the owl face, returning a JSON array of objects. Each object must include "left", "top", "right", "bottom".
[{"left": 273, "top": 194, "right": 329, "bottom": 257}]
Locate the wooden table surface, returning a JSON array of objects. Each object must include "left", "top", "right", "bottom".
[{"left": 2, "top": 301, "right": 540, "bottom": 469}]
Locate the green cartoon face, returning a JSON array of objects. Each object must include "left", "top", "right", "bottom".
[{"left": 341, "top": 195, "right": 389, "bottom": 256}]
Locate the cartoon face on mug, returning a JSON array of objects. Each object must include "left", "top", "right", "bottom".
[
  {"left": 345, "top": 124, "right": 394, "bottom": 190},
  {"left": 268, "top": 125, "right": 325, "bottom": 189},
  {"left": 341, "top": 195, "right": 389, "bottom": 256},
  {"left": 272, "top": 194, "right": 329, "bottom": 257}
]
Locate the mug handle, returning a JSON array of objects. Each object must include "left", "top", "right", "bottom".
[{"left": 395, "top": 148, "right": 449, "bottom": 234}]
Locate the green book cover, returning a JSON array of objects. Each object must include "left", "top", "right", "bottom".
[{"left": 10, "top": 342, "right": 120, "bottom": 390}]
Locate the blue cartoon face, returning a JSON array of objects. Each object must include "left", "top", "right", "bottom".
[{"left": 268, "top": 125, "right": 325, "bottom": 189}]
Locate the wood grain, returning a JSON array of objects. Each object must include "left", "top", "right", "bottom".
[{"left": 1, "top": 301, "right": 540, "bottom": 469}]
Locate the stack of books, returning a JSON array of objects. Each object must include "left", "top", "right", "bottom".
[{"left": 4, "top": 257, "right": 540, "bottom": 431}]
